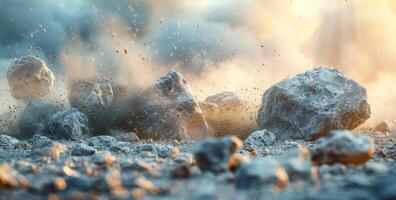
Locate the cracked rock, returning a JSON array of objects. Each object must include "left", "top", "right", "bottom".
[
  {"left": 7, "top": 55, "right": 54, "bottom": 100},
  {"left": 193, "top": 136, "right": 242, "bottom": 172},
  {"left": 43, "top": 108, "right": 89, "bottom": 140},
  {"left": 257, "top": 67, "right": 370, "bottom": 140},
  {"left": 311, "top": 130, "right": 375, "bottom": 165},
  {"left": 135, "top": 71, "right": 211, "bottom": 140}
]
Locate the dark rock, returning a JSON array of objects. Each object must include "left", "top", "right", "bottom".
[
  {"left": 43, "top": 108, "right": 89, "bottom": 140},
  {"left": 71, "top": 143, "right": 96, "bottom": 156},
  {"left": 17, "top": 100, "right": 59, "bottom": 139},
  {"left": 0, "top": 164, "right": 29, "bottom": 189},
  {"left": 134, "top": 71, "right": 211, "bottom": 140},
  {"left": 171, "top": 164, "right": 191, "bottom": 179},
  {"left": 193, "top": 136, "right": 242, "bottom": 172},
  {"left": 7, "top": 55, "right": 54, "bottom": 100},
  {"left": 311, "top": 130, "right": 375, "bottom": 165},
  {"left": 0, "top": 134, "right": 19, "bottom": 148},
  {"left": 235, "top": 157, "right": 289, "bottom": 189},
  {"left": 202, "top": 91, "right": 255, "bottom": 138},
  {"left": 257, "top": 67, "right": 370, "bottom": 140}
]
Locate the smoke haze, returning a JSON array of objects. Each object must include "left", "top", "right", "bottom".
[{"left": 0, "top": 0, "right": 395, "bottom": 131}]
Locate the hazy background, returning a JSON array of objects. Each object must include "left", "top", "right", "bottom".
[{"left": 0, "top": 0, "right": 395, "bottom": 130}]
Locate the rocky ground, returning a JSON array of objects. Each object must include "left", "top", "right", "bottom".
[{"left": 1, "top": 56, "right": 396, "bottom": 199}]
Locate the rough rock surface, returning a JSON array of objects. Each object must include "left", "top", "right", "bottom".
[
  {"left": 257, "top": 67, "right": 371, "bottom": 140},
  {"left": 193, "top": 136, "right": 242, "bottom": 172},
  {"left": 43, "top": 108, "right": 89, "bottom": 140},
  {"left": 135, "top": 71, "right": 211, "bottom": 140},
  {"left": 311, "top": 130, "right": 375, "bottom": 165},
  {"left": 7, "top": 55, "right": 54, "bottom": 100},
  {"left": 17, "top": 100, "right": 59, "bottom": 139},
  {"left": 244, "top": 129, "right": 276, "bottom": 149},
  {"left": 201, "top": 91, "right": 255, "bottom": 138}
]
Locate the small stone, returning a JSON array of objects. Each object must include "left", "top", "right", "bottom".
[
  {"left": 109, "top": 129, "right": 139, "bottom": 143},
  {"left": 91, "top": 151, "right": 117, "bottom": 166},
  {"left": 44, "top": 108, "right": 89, "bottom": 140},
  {"left": 174, "top": 153, "right": 195, "bottom": 165},
  {"left": 311, "top": 130, "right": 375, "bottom": 165},
  {"left": 257, "top": 67, "right": 370, "bottom": 140},
  {"left": 33, "top": 142, "right": 68, "bottom": 159},
  {"left": 7, "top": 55, "right": 54, "bottom": 100},
  {"left": 71, "top": 143, "right": 96, "bottom": 156},
  {"left": 374, "top": 120, "right": 392, "bottom": 133},
  {"left": 138, "top": 144, "right": 156, "bottom": 152},
  {"left": 18, "top": 100, "right": 59, "bottom": 139},
  {"left": 235, "top": 157, "right": 289, "bottom": 189},
  {"left": 228, "top": 153, "right": 250, "bottom": 172},
  {"left": 158, "top": 145, "right": 179, "bottom": 159},
  {"left": 121, "top": 160, "right": 152, "bottom": 172},
  {"left": 363, "top": 162, "right": 389, "bottom": 174},
  {"left": 13, "top": 141, "right": 30, "bottom": 149},
  {"left": 171, "top": 164, "right": 191, "bottom": 179},
  {"left": 193, "top": 136, "right": 242, "bottom": 172},
  {"left": 244, "top": 129, "right": 276, "bottom": 149},
  {"left": 0, "top": 164, "right": 29, "bottom": 189},
  {"left": 0, "top": 134, "right": 19, "bottom": 148},
  {"left": 86, "top": 135, "right": 117, "bottom": 150}
]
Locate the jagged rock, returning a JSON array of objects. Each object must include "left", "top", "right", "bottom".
[
  {"left": 17, "top": 100, "right": 59, "bottom": 139},
  {"left": 109, "top": 129, "right": 139, "bottom": 143},
  {"left": 193, "top": 136, "right": 242, "bottom": 172},
  {"left": 71, "top": 143, "right": 96, "bottom": 156},
  {"left": 244, "top": 129, "right": 276, "bottom": 149},
  {"left": 257, "top": 67, "right": 370, "bottom": 140},
  {"left": 311, "top": 130, "right": 375, "bottom": 165},
  {"left": 0, "top": 134, "right": 19, "bottom": 148},
  {"left": 69, "top": 79, "right": 116, "bottom": 133},
  {"left": 135, "top": 71, "right": 211, "bottom": 140},
  {"left": 374, "top": 121, "right": 392, "bottom": 133},
  {"left": 235, "top": 157, "right": 289, "bottom": 189},
  {"left": 0, "top": 164, "right": 29, "bottom": 189},
  {"left": 7, "top": 55, "right": 54, "bottom": 100},
  {"left": 43, "top": 108, "right": 89, "bottom": 140},
  {"left": 86, "top": 135, "right": 118, "bottom": 150},
  {"left": 202, "top": 91, "right": 255, "bottom": 138}
]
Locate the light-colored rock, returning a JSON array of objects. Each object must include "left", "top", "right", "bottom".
[
  {"left": 7, "top": 55, "right": 54, "bottom": 100},
  {"left": 0, "top": 164, "right": 29, "bottom": 189},
  {"left": 374, "top": 120, "right": 392, "bottom": 133},
  {"left": 311, "top": 130, "right": 375, "bottom": 165},
  {"left": 257, "top": 67, "right": 370, "bottom": 140}
]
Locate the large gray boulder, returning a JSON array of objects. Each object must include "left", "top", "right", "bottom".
[
  {"left": 7, "top": 55, "right": 54, "bottom": 100},
  {"left": 43, "top": 108, "right": 89, "bottom": 140},
  {"left": 201, "top": 91, "right": 255, "bottom": 138},
  {"left": 257, "top": 67, "right": 370, "bottom": 140},
  {"left": 17, "top": 100, "right": 59, "bottom": 139},
  {"left": 135, "top": 71, "right": 211, "bottom": 140}
]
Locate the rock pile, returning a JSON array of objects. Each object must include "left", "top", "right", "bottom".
[{"left": 257, "top": 67, "right": 370, "bottom": 140}]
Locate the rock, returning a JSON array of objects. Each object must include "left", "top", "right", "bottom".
[
  {"left": 0, "top": 134, "right": 19, "bottom": 148},
  {"left": 202, "top": 91, "right": 255, "bottom": 138},
  {"left": 43, "top": 108, "right": 89, "bottom": 140},
  {"left": 174, "top": 153, "right": 195, "bottom": 165},
  {"left": 257, "top": 67, "right": 370, "bottom": 140},
  {"left": 94, "top": 169, "right": 126, "bottom": 195},
  {"left": 86, "top": 135, "right": 118, "bottom": 150},
  {"left": 278, "top": 149, "right": 314, "bottom": 181},
  {"left": 228, "top": 153, "right": 250, "bottom": 172},
  {"left": 171, "top": 164, "right": 191, "bottom": 179},
  {"left": 17, "top": 100, "right": 59, "bottom": 139},
  {"left": 71, "top": 143, "right": 96, "bottom": 156},
  {"left": 235, "top": 157, "right": 289, "bottom": 189},
  {"left": 311, "top": 130, "right": 375, "bottom": 165},
  {"left": 91, "top": 151, "right": 117, "bottom": 166},
  {"left": 158, "top": 145, "right": 179, "bottom": 159},
  {"left": 193, "top": 136, "right": 242, "bottom": 172},
  {"left": 109, "top": 129, "right": 139, "bottom": 143},
  {"left": 135, "top": 71, "right": 211, "bottom": 140},
  {"left": 244, "top": 129, "right": 276, "bottom": 149},
  {"left": 0, "top": 164, "right": 29, "bottom": 189},
  {"left": 374, "top": 121, "right": 392, "bottom": 133},
  {"left": 7, "top": 55, "right": 54, "bottom": 100},
  {"left": 69, "top": 79, "right": 114, "bottom": 133},
  {"left": 33, "top": 142, "right": 68, "bottom": 159}
]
